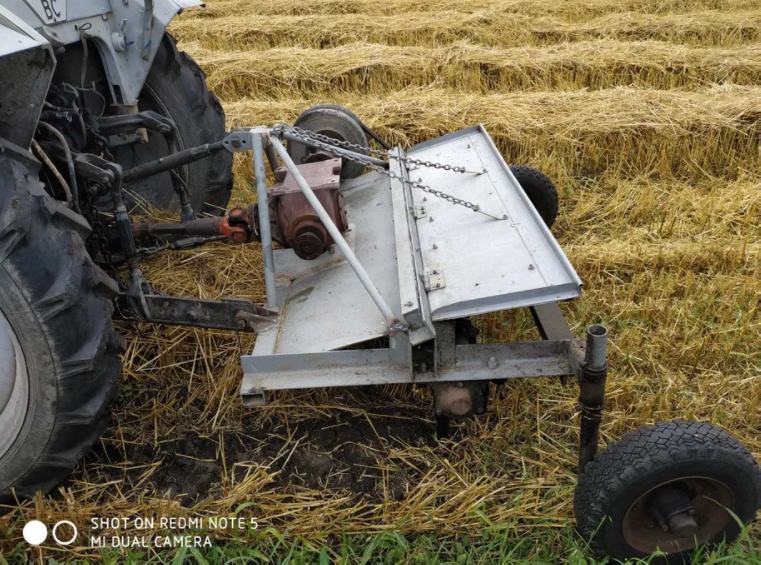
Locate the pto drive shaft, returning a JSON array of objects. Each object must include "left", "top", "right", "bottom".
[
  {"left": 131, "top": 206, "right": 258, "bottom": 245},
  {"left": 131, "top": 158, "right": 349, "bottom": 260}
]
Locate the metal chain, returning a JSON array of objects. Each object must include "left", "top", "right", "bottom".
[
  {"left": 81, "top": 182, "right": 115, "bottom": 271},
  {"left": 274, "top": 125, "right": 502, "bottom": 218},
  {"left": 276, "top": 124, "right": 387, "bottom": 156},
  {"left": 277, "top": 125, "right": 475, "bottom": 174}
]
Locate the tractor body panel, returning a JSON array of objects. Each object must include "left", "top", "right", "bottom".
[
  {"left": 0, "top": 0, "right": 203, "bottom": 108},
  {"left": 0, "top": 6, "right": 54, "bottom": 148}
]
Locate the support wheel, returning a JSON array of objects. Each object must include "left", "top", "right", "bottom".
[
  {"left": 510, "top": 166, "right": 558, "bottom": 228},
  {"left": 288, "top": 104, "right": 369, "bottom": 179},
  {"left": 574, "top": 420, "right": 761, "bottom": 563}
]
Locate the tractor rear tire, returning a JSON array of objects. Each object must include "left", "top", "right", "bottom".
[
  {"left": 0, "top": 145, "right": 122, "bottom": 501},
  {"left": 574, "top": 420, "right": 761, "bottom": 563},
  {"left": 510, "top": 166, "right": 558, "bottom": 228},
  {"left": 114, "top": 34, "right": 233, "bottom": 215}
]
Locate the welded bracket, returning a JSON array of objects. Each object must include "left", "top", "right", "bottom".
[{"left": 423, "top": 270, "right": 446, "bottom": 292}]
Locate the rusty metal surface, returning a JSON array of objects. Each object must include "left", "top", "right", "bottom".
[
  {"left": 622, "top": 477, "right": 734, "bottom": 554},
  {"left": 132, "top": 206, "right": 254, "bottom": 244},
  {"left": 268, "top": 158, "right": 347, "bottom": 260}
]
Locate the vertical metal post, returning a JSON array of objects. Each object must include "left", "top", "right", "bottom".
[
  {"left": 252, "top": 133, "right": 277, "bottom": 310},
  {"left": 269, "top": 136, "right": 399, "bottom": 328},
  {"left": 264, "top": 142, "right": 280, "bottom": 173},
  {"left": 578, "top": 324, "right": 608, "bottom": 473}
]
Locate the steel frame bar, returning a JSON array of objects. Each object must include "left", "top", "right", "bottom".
[
  {"left": 241, "top": 339, "right": 573, "bottom": 401},
  {"left": 251, "top": 133, "right": 277, "bottom": 309}
]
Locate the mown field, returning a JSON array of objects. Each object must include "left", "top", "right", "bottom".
[{"left": 2, "top": 0, "right": 760, "bottom": 562}]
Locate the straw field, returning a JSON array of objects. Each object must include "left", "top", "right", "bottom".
[{"left": 2, "top": 0, "right": 760, "bottom": 561}]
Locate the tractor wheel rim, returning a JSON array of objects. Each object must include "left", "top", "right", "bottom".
[
  {"left": 622, "top": 476, "right": 734, "bottom": 554},
  {"left": 0, "top": 306, "right": 29, "bottom": 460}
]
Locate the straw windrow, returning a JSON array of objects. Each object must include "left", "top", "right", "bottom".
[
  {"left": 171, "top": 9, "right": 761, "bottom": 50},
  {"left": 193, "top": 41, "right": 761, "bottom": 97},
  {"left": 189, "top": 0, "right": 760, "bottom": 19}
]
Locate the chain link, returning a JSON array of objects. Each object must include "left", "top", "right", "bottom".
[
  {"left": 275, "top": 125, "right": 500, "bottom": 217},
  {"left": 278, "top": 125, "right": 475, "bottom": 174}
]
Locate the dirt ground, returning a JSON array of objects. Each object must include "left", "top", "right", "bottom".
[{"left": 86, "top": 395, "right": 440, "bottom": 508}]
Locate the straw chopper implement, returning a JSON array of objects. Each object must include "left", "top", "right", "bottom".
[{"left": 0, "top": 0, "right": 758, "bottom": 560}]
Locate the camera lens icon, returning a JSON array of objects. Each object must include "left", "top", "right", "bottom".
[
  {"left": 23, "top": 520, "right": 78, "bottom": 546},
  {"left": 52, "top": 520, "right": 78, "bottom": 545},
  {"left": 23, "top": 520, "right": 47, "bottom": 546}
]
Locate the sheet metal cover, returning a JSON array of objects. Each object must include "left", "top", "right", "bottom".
[
  {"left": 407, "top": 125, "right": 581, "bottom": 320},
  {"left": 253, "top": 172, "right": 400, "bottom": 354}
]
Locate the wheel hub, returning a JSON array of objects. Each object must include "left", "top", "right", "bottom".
[
  {"left": 667, "top": 512, "right": 699, "bottom": 538},
  {"left": 647, "top": 482, "right": 697, "bottom": 536},
  {"left": 0, "top": 307, "right": 29, "bottom": 460},
  {"left": 622, "top": 477, "right": 734, "bottom": 554},
  {"left": 299, "top": 128, "right": 345, "bottom": 164}
]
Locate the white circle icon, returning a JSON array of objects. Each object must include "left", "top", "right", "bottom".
[
  {"left": 22, "top": 520, "right": 48, "bottom": 546},
  {"left": 52, "top": 520, "right": 78, "bottom": 546}
]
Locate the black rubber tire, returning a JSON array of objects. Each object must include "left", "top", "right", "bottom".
[
  {"left": 510, "top": 166, "right": 558, "bottom": 228},
  {"left": 574, "top": 420, "right": 761, "bottom": 563},
  {"left": 114, "top": 34, "right": 232, "bottom": 215},
  {"left": 0, "top": 144, "right": 122, "bottom": 501},
  {"left": 288, "top": 104, "right": 369, "bottom": 179}
]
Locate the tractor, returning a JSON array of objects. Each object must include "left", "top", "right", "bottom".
[{"left": 0, "top": 1, "right": 758, "bottom": 561}]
